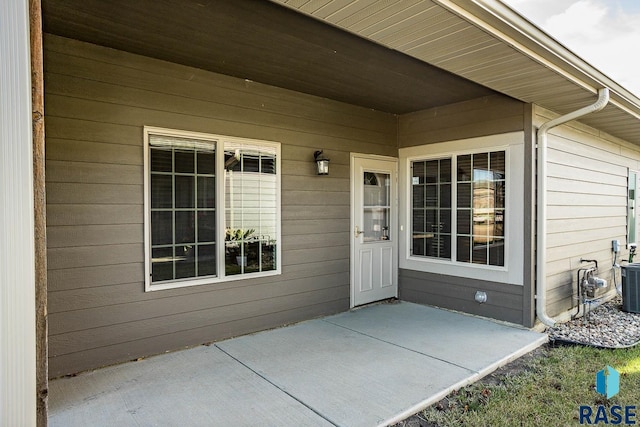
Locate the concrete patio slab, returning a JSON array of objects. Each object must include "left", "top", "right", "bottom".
[
  {"left": 49, "top": 301, "right": 547, "bottom": 427},
  {"left": 324, "top": 302, "right": 545, "bottom": 375},
  {"left": 217, "top": 317, "right": 474, "bottom": 427},
  {"left": 49, "top": 345, "right": 333, "bottom": 427}
]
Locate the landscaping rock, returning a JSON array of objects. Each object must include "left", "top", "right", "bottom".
[{"left": 548, "top": 296, "right": 640, "bottom": 348}]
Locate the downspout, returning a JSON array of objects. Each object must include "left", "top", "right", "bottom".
[{"left": 536, "top": 88, "right": 610, "bottom": 327}]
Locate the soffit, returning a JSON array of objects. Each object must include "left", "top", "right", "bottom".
[
  {"left": 41, "top": 0, "right": 495, "bottom": 115},
  {"left": 273, "top": 0, "right": 640, "bottom": 145}
]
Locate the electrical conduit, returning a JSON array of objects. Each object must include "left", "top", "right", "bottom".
[{"left": 536, "top": 88, "right": 610, "bottom": 327}]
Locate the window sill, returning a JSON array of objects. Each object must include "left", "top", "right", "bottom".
[
  {"left": 407, "top": 255, "right": 507, "bottom": 271},
  {"left": 145, "top": 269, "right": 282, "bottom": 292},
  {"left": 400, "top": 255, "right": 521, "bottom": 285}
]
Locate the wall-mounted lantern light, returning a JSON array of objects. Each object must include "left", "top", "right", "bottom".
[{"left": 314, "top": 150, "right": 330, "bottom": 175}]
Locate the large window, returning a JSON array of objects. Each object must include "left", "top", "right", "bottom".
[
  {"left": 144, "top": 128, "right": 280, "bottom": 291},
  {"left": 410, "top": 150, "right": 506, "bottom": 267}
]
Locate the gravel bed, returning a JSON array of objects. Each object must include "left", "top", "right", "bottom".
[{"left": 548, "top": 296, "right": 640, "bottom": 348}]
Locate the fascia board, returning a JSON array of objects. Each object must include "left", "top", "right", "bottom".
[{"left": 434, "top": 0, "right": 640, "bottom": 119}]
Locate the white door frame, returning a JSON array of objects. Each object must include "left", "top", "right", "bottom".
[{"left": 350, "top": 153, "right": 399, "bottom": 308}]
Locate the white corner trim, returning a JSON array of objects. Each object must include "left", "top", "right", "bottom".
[{"left": 0, "top": 0, "right": 36, "bottom": 424}]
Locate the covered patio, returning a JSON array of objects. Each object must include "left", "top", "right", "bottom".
[{"left": 49, "top": 302, "right": 546, "bottom": 427}]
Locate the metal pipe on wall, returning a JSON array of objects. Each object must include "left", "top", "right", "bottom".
[{"left": 536, "top": 88, "right": 610, "bottom": 327}]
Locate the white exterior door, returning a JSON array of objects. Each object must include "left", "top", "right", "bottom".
[{"left": 351, "top": 155, "right": 398, "bottom": 307}]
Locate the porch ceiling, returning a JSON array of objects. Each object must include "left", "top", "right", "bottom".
[
  {"left": 41, "top": 0, "right": 495, "bottom": 115},
  {"left": 273, "top": 0, "right": 640, "bottom": 146}
]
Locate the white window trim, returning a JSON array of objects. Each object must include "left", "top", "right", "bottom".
[
  {"left": 143, "top": 126, "right": 282, "bottom": 291},
  {"left": 399, "top": 132, "right": 525, "bottom": 286}
]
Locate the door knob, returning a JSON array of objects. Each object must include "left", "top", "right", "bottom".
[{"left": 354, "top": 226, "right": 365, "bottom": 237}]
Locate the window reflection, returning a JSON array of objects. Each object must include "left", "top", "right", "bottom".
[
  {"left": 363, "top": 172, "right": 391, "bottom": 242},
  {"left": 457, "top": 151, "right": 505, "bottom": 266},
  {"left": 224, "top": 143, "right": 277, "bottom": 275},
  {"left": 411, "top": 151, "right": 505, "bottom": 267}
]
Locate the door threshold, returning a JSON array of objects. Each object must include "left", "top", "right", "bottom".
[{"left": 351, "top": 297, "right": 400, "bottom": 310}]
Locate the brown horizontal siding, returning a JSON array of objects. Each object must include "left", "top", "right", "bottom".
[
  {"left": 398, "top": 94, "right": 524, "bottom": 146},
  {"left": 48, "top": 263, "right": 144, "bottom": 291},
  {"left": 46, "top": 204, "right": 143, "bottom": 227},
  {"left": 47, "top": 224, "right": 143, "bottom": 248},
  {"left": 49, "top": 299, "right": 348, "bottom": 378},
  {"left": 537, "top": 106, "right": 640, "bottom": 316},
  {"left": 46, "top": 182, "right": 142, "bottom": 205},
  {"left": 49, "top": 275, "right": 348, "bottom": 336},
  {"left": 49, "top": 284, "right": 347, "bottom": 363},
  {"left": 281, "top": 219, "right": 349, "bottom": 236},
  {"left": 48, "top": 259, "right": 350, "bottom": 312},
  {"left": 45, "top": 34, "right": 396, "bottom": 377},
  {"left": 399, "top": 269, "right": 524, "bottom": 325}
]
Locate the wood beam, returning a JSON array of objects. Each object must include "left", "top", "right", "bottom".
[{"left": 30, "top": 0, "right": 48, "bottom": 425}]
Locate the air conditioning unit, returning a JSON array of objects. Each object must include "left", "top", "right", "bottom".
[{"left": 622, "top": 263, "right": 640, "bottom": 313}]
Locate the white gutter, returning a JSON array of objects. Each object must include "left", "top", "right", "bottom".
[{"left": 536, "top": 88, "right": 610, "bottom": 327}]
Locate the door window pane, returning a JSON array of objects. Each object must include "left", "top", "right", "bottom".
[{"left": 363, "top": 172, "right": 390, "bottom": 242}]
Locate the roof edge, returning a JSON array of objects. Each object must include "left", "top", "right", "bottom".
[{"left": 435, "top": 0, "right": 640, "bottom": 119}]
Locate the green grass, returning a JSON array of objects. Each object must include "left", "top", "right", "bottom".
[{"left": 417, "top": 344, "right": 640, "bottom": 427}]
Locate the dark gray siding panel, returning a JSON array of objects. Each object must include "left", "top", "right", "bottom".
[
  {"left": 399, "top": 94, "right": 524, "bottom": 147},
  {"left": 399, "top": 269, "right": 524, "bottom": 325},
  {"left": 45, "top": 34, "right": 397, "bottom": 377}
]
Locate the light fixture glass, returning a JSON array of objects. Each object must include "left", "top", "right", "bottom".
[{"left": 314, "top": 150, "right": 330, "bottom": 175}]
